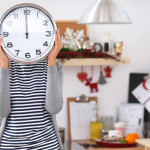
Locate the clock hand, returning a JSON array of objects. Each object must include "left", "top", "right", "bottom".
[{"left": 25, "top": 11, "right": 29, "bottom": 39}]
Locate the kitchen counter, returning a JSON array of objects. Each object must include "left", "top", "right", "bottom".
[
  {"left": 63, "top": 140, "right": 144, "bottom": 150},
  {"left": 136, "top": 139, "right": 150, "bottom": 150},
  {"left": 63, "top": 140, "right": 85, "bottom": 150}
]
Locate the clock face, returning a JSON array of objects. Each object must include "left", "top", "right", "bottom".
[{"left": 0, "top": 3, "right": 57, "bottom": 64}]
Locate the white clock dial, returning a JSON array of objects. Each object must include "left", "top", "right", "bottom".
[{"left": 0, "top": 4, "right": 57, "bottom": 64}]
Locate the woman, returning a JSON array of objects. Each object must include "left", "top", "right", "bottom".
[{"left": 0, "top": 28, "right": 64, "bottom": 149}]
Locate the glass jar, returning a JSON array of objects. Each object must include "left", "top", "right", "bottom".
[
  {"left": 100, "top": 116, "right": 114, "bottom": 138},
  {"left": 82, "top": 37, "right": 94, "bottom": 50}
]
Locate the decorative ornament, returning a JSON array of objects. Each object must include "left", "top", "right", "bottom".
[
  {"left": 104, "top": 66, "right": 112, "bottom": 78},
  {"left": 77, "top": 66, "right": 88, "bottom": 82},
  {"left": 98, "top": 66, "right": 107, "bottom": 84},
  {"left": 82, "top": 37, "right": 94, "bottom": 50},
  {"left": 114, "top": 41, "right": 124, "bottom": 56},
  {"left": 85, "top": 66, "right": 99, "bottom": 93},
  {"left": 101, "top": 31, "right": 114, "bottom": 54},
  {"left": 61, "top": 28, "right": 85, "bottom": 50},
  {"left": 142, "top": 80, "right": 150, "bottom": 91},
  {"left": 58, "top": 48, "right": 124, "bottom": 64}
]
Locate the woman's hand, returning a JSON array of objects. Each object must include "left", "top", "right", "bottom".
[
  {"left": 48, "top": 28, "right": 63, "bottom": 66},
  {"left": 0, "top": 37, "right": 9, "bottom": 68}
]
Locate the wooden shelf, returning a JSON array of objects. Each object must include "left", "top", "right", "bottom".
[{"left": 56, "top": 58, "right": 130, "bottom": 66}]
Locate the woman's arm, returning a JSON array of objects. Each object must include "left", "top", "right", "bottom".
[
  {"left": 45, "top": 28, "right": 63, "bottom": 114},
  {"left": 0, "top": 37, "right": 11, "bottom": 118},
  {"left": 0, "top": 68, "right": 11, "bottom": 117},
  {"left": 45, "top": 60, "right": 63, "bottom": 114}
]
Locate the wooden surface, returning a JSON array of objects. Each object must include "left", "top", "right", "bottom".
[
  {"left": 136, "top": 139, "right": 150, "bottom": 148},
  {"left": 56, "top": 58, "right": 130, "bottom": 66},
  {"left": 73, "top": 140, "right": 144, "bottom": 150},
  {"left": 56, "top": 20, "right": 88, "bottom": 40},
  {"left": 63, "top": 140, "right": 85, "bottom": 150},
  {"left": 67, "top": 97, "right": 97, "bottom": 141}
]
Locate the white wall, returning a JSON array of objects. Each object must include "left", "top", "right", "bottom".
[{"left": 1, "top": 0, "right": 150, "bottom": 140}]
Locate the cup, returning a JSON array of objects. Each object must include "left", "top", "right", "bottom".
[{"left": 114, "top": 122, "right": 125, "bottom": 137}]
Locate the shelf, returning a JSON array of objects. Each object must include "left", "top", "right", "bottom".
[{"left": 56, "top": 57, "right": 130, "bottom": 66}]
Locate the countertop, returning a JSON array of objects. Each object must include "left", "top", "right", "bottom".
[
  {"left": 63, "top": 140, "right": 144, "bottom": 150},
  {"left": 136, "top": 139, "right": 150, "bottom": 149},
  {"left": 63, "top": 140, "right": 85, "bottom": 150}
]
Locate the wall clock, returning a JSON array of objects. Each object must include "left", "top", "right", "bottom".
[{"left": 0, "top": 3, "right": 57, "bottom": 64}]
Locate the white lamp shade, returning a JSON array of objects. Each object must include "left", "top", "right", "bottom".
[{"left": 78, "top": 0, "right": 132, "bottom": 24}]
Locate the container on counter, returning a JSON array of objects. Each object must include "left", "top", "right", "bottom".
[
  {"left": 100, "top": 116, "right": 114, "bottom": 138},
  {"left": 90, "top": 103, "right": 102, "bottom": 140},
  {"left": 101, "top": 129, "right": 108, "bottom": 138},
  {"left": 82, "top": 37, "right": 94, "bottom": 50},
  {"left": 114, "top": 122, "right": 125, "bottom": 137}
]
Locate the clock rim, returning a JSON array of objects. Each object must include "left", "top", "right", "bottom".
[{"left": 0, "top": 3, "right": 57, "bottom": 64}]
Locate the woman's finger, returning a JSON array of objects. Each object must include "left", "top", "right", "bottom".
[
  {"left": 57, "top": 28, "right": 63, "bottom": 50},
  {"left": 0, "top": 37, "right": 3, "bottom": 52},
  {"left": 0, "top": 37, "right": 2, "bottom": 45},
  {"left": 54, "top": 32, "right": 59, "bottom": 51},
  {"left": 57, "top": 28, "right": 60, "bottom": 40}
]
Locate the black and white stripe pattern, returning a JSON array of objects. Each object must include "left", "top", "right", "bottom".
[{"left": 0, "top": 58, "right": 61, "bottom": 150}]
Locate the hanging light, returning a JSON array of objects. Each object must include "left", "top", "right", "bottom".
[{"left": 78, "top": 0, "right": 132, "bottom": 24}]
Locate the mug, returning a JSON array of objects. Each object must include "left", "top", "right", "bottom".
[{"left": 114, "top": 122, "right": 125, "bottom": 137}]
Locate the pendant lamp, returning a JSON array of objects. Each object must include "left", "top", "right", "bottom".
[{"left": 78, "top": 0, "right": 132, "bottom": 24}]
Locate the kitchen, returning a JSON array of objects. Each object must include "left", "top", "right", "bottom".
[{"left": 0, "top": 0, "right": 150, "bottom": 149}]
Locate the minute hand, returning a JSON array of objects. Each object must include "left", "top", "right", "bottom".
[{"left": 25, "top": 12, "right": 29, "bottom": 39}]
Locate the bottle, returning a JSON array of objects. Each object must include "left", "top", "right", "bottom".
[
  {"left": 90, "top": 103, "right": 102, "bottom": 140},
  {"left": 82, "top": 37, "right": 94, "bottom": 50}
]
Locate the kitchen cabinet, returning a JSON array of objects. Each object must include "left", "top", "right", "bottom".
[{"left": 56, "top": 57, "right": 130, "bottom": 66}]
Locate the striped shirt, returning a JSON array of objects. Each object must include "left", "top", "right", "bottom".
[{"left": 0, "top": 58, "right": 61, "bottom": 150}]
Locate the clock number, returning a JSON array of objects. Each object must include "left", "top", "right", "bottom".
[
  {"left": 7, "top": 42, "right": 13, "bottom": 48},
  {"left": 36, "top": 49, "right": 41, "bottom": 55},
  {"left": 46, "top": 31, "right": 51, "bottom": 37},
  {"left": 15, "top": 50, "right": 20, "bottom": 56},
  {"left": 7, "top": 21, "right": 12, "bottom": 26},
  {"left": 43, "top": 20, "right": 48, "bottom": 26},
  {"left": 37, "top": 12, "right": 39, "bottom": 18},
  {"left": 43, "top": 41, "right": 48, "bottom": 46},
  {"left": 14, "top": 14, "right": 18, "bottom": 19},
  {"left": 24, "top": 10, "right": 31, "bottom": 15},
  {"left": 3, "top": 32, "right": 9, "bottom": 37},
  {"left": 25, "top": 52, "right": 31, "bottom": 58}
]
